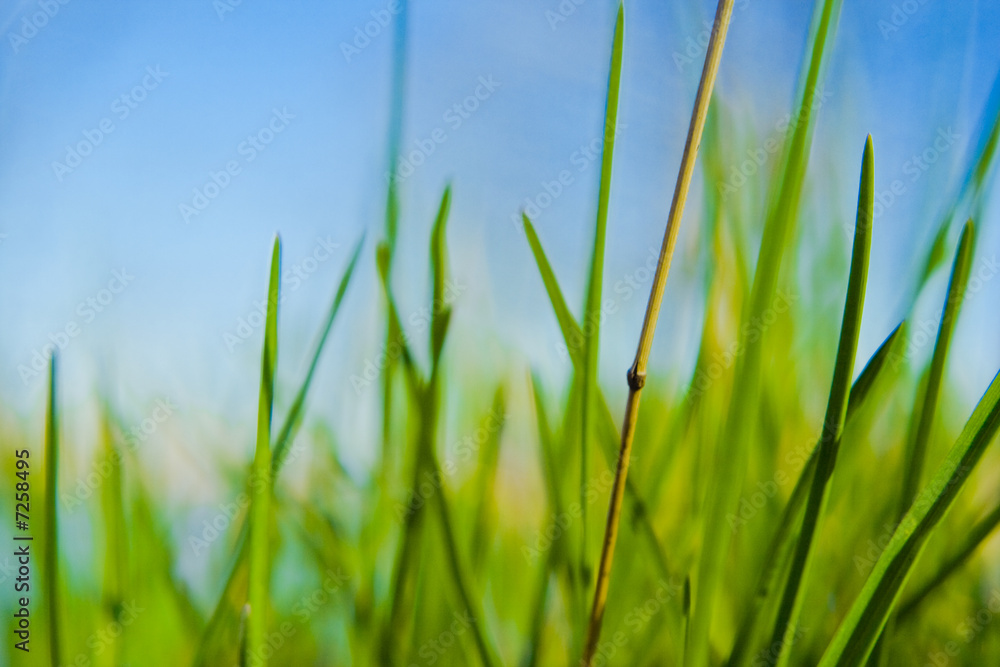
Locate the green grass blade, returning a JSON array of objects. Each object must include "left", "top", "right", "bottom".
[
  {"left": 688, "top": 3, "right": 844, "bottom": 663},
  {"left": 899, "top": 220, "right": 975, "bottom": 512},
  {"left": 522, "top": 212, "right": 674, "bottom": 582},
  {"left": 247, "top": 235, "right": 281, "bottom": 666},
  {"left": 727, "top": 319, "right": 905, "bottom": 666},
  {"left": 195, "top": 237, "right": 363, "bottom": 662},
  {"left": 579, "top": 1, "right": 624, "bottom": 599},
  {"left": 272, "top": 233, "right": 364, "bottom": 472},
  {"left": 44, "top": 355, "right": 61, "bottom": 666},
  {"left": 819, "top": 369, "right": 1000, "bottom": 666},
  {"left": 471, "top": 386, "right": 506, "bottom": 573},
  {"left": 522, "top": 213, "right": 583, "bottom": 366},
  {"left": 767, "top": 135, "right": 874, "bottom": 665},
  {"left": 99, "top": 407, "right": 128, "bottom": 664},
  {"left": 898, "top": 500, "right": 1000, "bottom": 619},
  {"left": 431, "top": 186, "right": 453, "bottom": 366}
]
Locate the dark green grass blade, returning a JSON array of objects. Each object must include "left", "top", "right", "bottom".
[
  {"left": 272, "top": 234, "right": 364, "bottom": 471},
  {"left": 727, "top": 320, "right": 905, "bottom": 666},
  {"left": 44, "top": 355, "right": 61, "bottom": 666},
  {"left": 766, "top": 135, "right": 874, "bottom": 664},
  {"left": 898, "top": 500, "right": 1000, "bottom": 619},
  {"left": 248, "top": 235, "right": 281, "bottom": 665},
  {"left": 819, "top": 369, "right": 1000, "bottom": 666},
  {"left": 579, "top": 1, "right": 624, "bottom": 600},
  {"left": 688, "top": 3, "right": 844, "bottom": 662},
  {"left": 899, "top": 220, "right": 975, "bottom": 513}
]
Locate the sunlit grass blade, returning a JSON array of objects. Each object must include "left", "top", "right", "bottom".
[
  {"left": 272, "top": 233, "right": 364, "bottom": 471},
  {"left": 728, "top": 319, "right": 905, "bottom": 666},
  {"left": 897, "top": 499, "right": 1000, "bottom": 619},
  {"left": 522, "top": 211, "right": 674, "bottom": 582},
  {"left": 43, "top": 355, "right": 61, "bottom": 666},
  {"left": 579, "top": 0, "right": 625, "bottom": 606},
  {"left": 689, "top": 2, "right": 844, "bottom": 663},
  {"left": 766, "top": 135, "right": 873, "bottom": 665},
  {"left": 899, "top": 220, "right": 975, "bottom": 513},
  {"left": 818, "top": 368, "right": 1000, "bottom": 666},
  {"left": 195, "top": 237, "right": 363, "bottom": 663},
  {"left": 247, "top": 235, "right": 281, "bottom": 666}
]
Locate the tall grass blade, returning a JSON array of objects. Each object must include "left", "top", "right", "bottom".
[
  {"left": 689, "top": 3, "right": 843, "bottom": 663},
  {"left": 579, "top": 0, "right": 625, "bottom": 604},
  {"left": 899, "top": 220, "right": 975, "bottom": 513},
  {"left": 247, "top": 235, "right": 281, "bottom": 665},
  {"left": 766, "top": 136, "right": 874, "bottom": 665},
  {"left": 818, "top": 368, "right": 1000, "bottom": 666},
  {"left": 583, "top": 0, "right": 737, "bottom": 662},
  {"left": 44, "top": 355, "right": 61, "bottom": 666},
  {"left": 727, "top": 320, "right": 905, "bottom": 666}
]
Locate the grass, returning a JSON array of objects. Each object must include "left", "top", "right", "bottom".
[{"left": 4, "top": 0, "right": 1000, "bottom": 665}]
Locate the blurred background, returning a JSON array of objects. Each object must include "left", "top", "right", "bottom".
[{"left": 2, "top": 0, "right": 1000, "bottom": 664}]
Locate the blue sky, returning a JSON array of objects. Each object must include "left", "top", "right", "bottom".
[{"left": 1, "top": 0, "right": 999, "bottom": 457}]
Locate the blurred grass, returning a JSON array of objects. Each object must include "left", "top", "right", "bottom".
[{"left": 4, "top": 0, "right": 1000, "bottom": 665}]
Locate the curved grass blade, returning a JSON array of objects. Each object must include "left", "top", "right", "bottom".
[
  {"left": 522, "top": 212, "right": 674, "bottom": 582},
  {"left": 766, "top": 135, "right": 874, "bottom": 666},
  {"left": 899, "top": 220, "right": 975, "bottom": 513},
  {"left": 44, "top": 355, "right": 61, "bottom": 666},
  {"left": 818, "top": 368, "right": 1000, "bottom": 666},
  {"left": 897, "top": 500, "right": 1000, "bottom": 619},
  {"left": 194, "top": 237, "right": 362, "bottom": 664},
  {"left": 727, "top": 320, "right": 905, "bottom": 666},
  {"left": 272, "top": 233, "right": 365, "bottom": 471},
  {"left": 689, "top": 2, "right": 844, "bottom": 663},
  {"left": 247, "top": 234, "right": 281, "bottom": 666}
]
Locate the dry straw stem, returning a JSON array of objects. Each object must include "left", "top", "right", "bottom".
[{"left": 581, "top": 0, "right": 736, "bottom": 663}]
